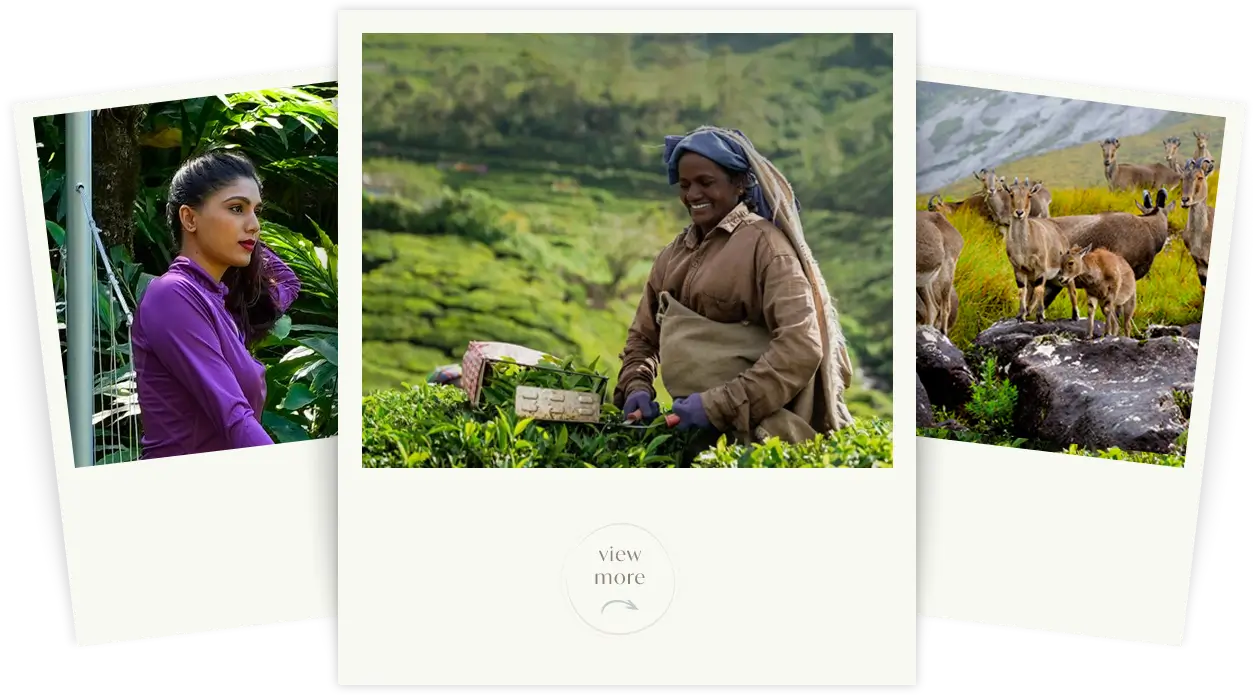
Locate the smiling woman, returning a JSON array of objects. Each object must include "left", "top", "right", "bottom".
[
  {"left": 614, "top": 125, "right": 857, "bottom": 461},
  {"left": 130, "top": 150, "right": 302, "bottom": 459}
]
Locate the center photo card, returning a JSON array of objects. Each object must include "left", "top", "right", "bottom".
[{"left": 337, "top": 11, "right": 917, "bottom": 685}]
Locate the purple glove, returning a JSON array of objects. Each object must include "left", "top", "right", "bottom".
[
  {"left": 624, "top": 390, "right": 660, "bottom": 423},
  {"left": 671, "top": 394, "right": 712, "bottom": 431}
]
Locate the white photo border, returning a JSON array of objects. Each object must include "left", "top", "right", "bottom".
[
  {"left": 14, "top": 66, "right": 339, "bottom": 646},
  {"left": 916, "top": 64, "right": 1245, "bottom": 645},
  {"left": 338, "top": 11, "right": 917, "bottom": 685}
]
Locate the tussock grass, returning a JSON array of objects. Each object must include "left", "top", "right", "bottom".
[{"left": 917, "top": 175, "right": 1218, "bottom": 351}]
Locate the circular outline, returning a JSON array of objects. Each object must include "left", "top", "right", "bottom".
[{"left": 562, "top": 521, "right": 677, "bottom": 636}]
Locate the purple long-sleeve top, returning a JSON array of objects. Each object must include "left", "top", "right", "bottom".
[{"left": 131, "top": 245, "right": 301, "bottom": 459}]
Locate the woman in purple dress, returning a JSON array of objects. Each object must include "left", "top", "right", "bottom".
[{"left": 131, "top": 151, "right": 302, "bottom": 459}]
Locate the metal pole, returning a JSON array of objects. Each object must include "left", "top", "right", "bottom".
[{"left": 66, "top": 111, "right": 95, "bottom": 467}]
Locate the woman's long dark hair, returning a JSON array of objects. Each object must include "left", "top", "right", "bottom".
[{"left": 165, "top": 150, "right": 281, "bottom": 348}]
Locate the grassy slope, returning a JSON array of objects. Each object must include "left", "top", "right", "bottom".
[
  {"left": 928, "top": 114, "right": 1227, "bottom": 199},
  {"left": 915, "top": 184, "right": 1216, "bottom": 351},
  {"left": 361, "top": 34, "right": 894, "bottom": 420},
  {"left": 917, "top": 114, "right": 1226, "bottom": 350}
]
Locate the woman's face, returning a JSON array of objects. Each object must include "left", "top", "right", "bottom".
[
  {"left": 677, "top": 152, "right": 742, "bottom": 231},
  {"left": 181, "top": 177, "right": 263, "bottom": 276}
]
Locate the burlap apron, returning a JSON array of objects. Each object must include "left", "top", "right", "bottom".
[{"left": 655, "top": 290, "right": 818, "bottom": 445}]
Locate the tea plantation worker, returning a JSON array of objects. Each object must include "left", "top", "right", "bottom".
[
  {"left": 614, "top": 125, "right": 855, "bottom": 450},
  {"left": 132, "top": 150, "right": 302, "bottom": 459},
  {"left": 427, "top": 364, "right": 463, "bottom": 388}
]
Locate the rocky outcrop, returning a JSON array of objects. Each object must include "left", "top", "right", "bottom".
[
  {"left": 916, "top": 326, "right": 975, "bottom": 411},
  {"left": 971, "top": 319, "right": 1108, "bottom": 369},
  {"left": 1147, "top": 324, "right": 1202, "bottom": 341},
  {"left": 1008, "top": 335, "right": 1197, "bottom": 454},
  {"left": 917, "top": 374, "right": 935, "bottom": 428},
  {"left": 918, "top": 313, "right": 1204, "bottom": 455}
]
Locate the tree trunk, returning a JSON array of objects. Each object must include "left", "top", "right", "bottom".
[{"left": 91, "top": 106, "right": 147, "bottom": 255}]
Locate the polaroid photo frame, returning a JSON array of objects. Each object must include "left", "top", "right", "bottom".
[
  {"left": 14, "top": 67, "right": 339, "bottom": 645},
  {"left": 338, "top": 11, "right": 918, "bottom": 685},
  {"left": 915, "top": 65, "right": 1244, "bottom": 644}
]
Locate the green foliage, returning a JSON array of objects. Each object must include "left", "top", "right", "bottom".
[
  {"left": 1061, "top": 444, "right": 1184, "bottom": 468},
  {"left": 963, "top": 355, "right": 1018, "bottom": 434},
  {"left": 251, "top": 222, "right": 340, "bottom": 443},
  {"left": 39, "top": 84, "right": 339, "bottom": 464},
  {"left": 360, "top": 34, "right": 893, "bottom": 414},
  {"left": 363, "top": 187, "right": 510, "bottom": 245},
  {"left": 917, "top": 354, "right": 1027, "bottom": 449},
  {"left": 1172, "top": 389, "right": 1193, "bottom": 419},
  {"left": 691, "top": 419, "right": 893, "bottom": 468},
  {"left": 362, "top": 34, "right": 892, "bottom": 211},
  {"left": 362, "top": 381, "right": 893, "bottom": 468}
]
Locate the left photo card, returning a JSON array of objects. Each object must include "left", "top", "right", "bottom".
[{"left": 15, "top": 68, "right": 339, "bottom": 645}]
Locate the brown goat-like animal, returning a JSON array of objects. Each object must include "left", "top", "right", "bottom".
[
  {"left": 1179, "top": 157, "right": 1216, "bottom": 294},
  {"left": 1002, "top": 178, "right": 1073, "bottom": 322},
  {"left": 979, "top": 169, "right": 1051, "bottom": 223},
  {"left": 935, "top": 213, "right": 964, "bottom": 335},
  {"left": 917, "top": 210, "right": 945, "bottom": 328},
  {"left": 916, "top": 210, "right": 964, "bottom": 334},
  {"left": 1101, "top": 137, "right": 1177, "bottom": 190},
  {"left": 927, "top": 190, "right": 991, "bottom": 221},
  {"left": 1035, "top": 188, "right": 1176, "bottom": 313},
  {"left": 1058, "top": 244, "right": 1137, "bottom": 339},
  {"left": 1193, "top": 130, "right": 1213, "bottom": 161},
  {"left": 1163, "top": 137, "right": 1183, "bottom": 174}
]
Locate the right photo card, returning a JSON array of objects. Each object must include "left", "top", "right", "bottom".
[{"left": 915, "top": 67, "right": 1244, "bottom": 644}]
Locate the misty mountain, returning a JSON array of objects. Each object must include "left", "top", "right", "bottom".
[{"left": 916, "top": 82, "right": 1188, "bottom": 192}]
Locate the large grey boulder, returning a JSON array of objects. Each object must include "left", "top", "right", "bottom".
[
  {"left": 917, "top": 326, "right": 975, "bottom": 412},
  {"left": 971, "top": 318, "right": 1109, "bottom": 369}
]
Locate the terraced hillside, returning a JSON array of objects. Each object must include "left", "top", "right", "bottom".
[{"left": 362, "top": 33, "right": 895, "bottom": 421}]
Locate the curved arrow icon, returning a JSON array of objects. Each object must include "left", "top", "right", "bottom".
[{"left": 601, "top": 599, "right": 639, "bottom": 614}]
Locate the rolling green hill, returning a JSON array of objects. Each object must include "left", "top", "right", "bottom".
[
  {"left": 927, "top": 114, "right": 1227, "bottom": 199},
  {"left": 361, "top": 33, "right": 895, "bottom": 420}
]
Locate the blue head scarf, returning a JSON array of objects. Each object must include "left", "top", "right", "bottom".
[{"left": 663, "top": 128, "right": 800, "bottom": 227}]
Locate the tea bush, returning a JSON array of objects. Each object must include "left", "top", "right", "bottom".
[
  {"left": 362, "top": 365, "right": 894, "bottom": 469},
  {"left": 361, "top": 159, "right": 894, "bottom": 421}
]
